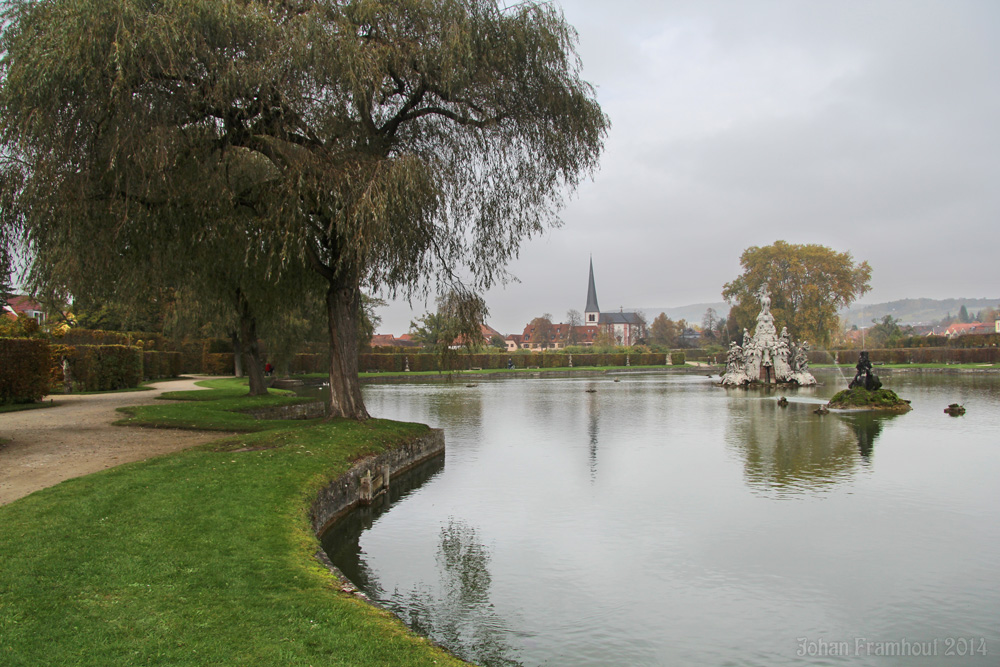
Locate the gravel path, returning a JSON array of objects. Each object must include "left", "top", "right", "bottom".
[{"left": 0, "top": 377, "right": 232, "bottom": 506}]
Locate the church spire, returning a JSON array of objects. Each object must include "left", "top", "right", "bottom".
[{"left": 585, "top": 257, "right": 600, "bottom": 324}]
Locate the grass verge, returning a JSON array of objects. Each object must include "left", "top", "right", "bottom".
[
  {"left": 115, "top": 378, "right": 316, "bottom": 432},
  {"left": 0, "top": 378, "right": 466, "bottom": 667},
  {"left": 0, "top": 401, "right": 58, "bottom": 414}
]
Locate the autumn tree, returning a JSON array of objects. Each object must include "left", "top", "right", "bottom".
[
  {"left": 564, "top": 309, "right": 583, "bottom": 345},
  {"left": 529, "top": 314, "right": 555, "bottom": 350},
  {"left": 649, "top": 313, "right": 679, "bottom": 348},
  {"left": 722, "top": 241, "right": 871, "bottom": 347},
  {"left": 0, "top": 0, "right": 606, "bottom": 418}
]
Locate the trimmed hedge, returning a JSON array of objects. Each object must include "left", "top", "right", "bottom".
[
  {"left": 202, "top": 352, "right": 235, "bottom": 376},
  {"left": 339, "top": 352, "right": 677, "bottom": 373},
  {"left": 813, "top": 347, "right": 1000, "bottom": 365},
  {"left": 68, "top": 345, "right": 143, "bottom": 391},
  {"left": 142, "top": 350, "right": 182, "bottom": 380},
  {"left": 0, "top": 337, "right": 51, "bottom": 404}
]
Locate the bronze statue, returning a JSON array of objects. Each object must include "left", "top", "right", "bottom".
[{"left": 849, "top": 351, "right": 882, "bottom": 391}]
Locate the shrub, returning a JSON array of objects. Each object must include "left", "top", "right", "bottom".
[
  {"left": 0, "top": 338, "right": 51, "bottom": 403},
  {"left": 670, "top": 352, "right": 686, "bottom": 366}
]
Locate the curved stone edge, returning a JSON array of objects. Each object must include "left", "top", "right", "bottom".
[
  {"left": 310, "top": 428, "right": 445, "bottom": 536},
  {"left": 308, "top": 428, "right": 445, "bottom": 594},
  {"left": 306, "top": 428, "right": 458, "bottom": 656}
]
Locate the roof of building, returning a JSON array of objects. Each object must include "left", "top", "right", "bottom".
[
  {"left": 945, "top": 322, "right": 993, "bottom": 335},
  {"left": 599, "top": 311, "right": 643, "bottom": 325},
  {"left": 370, "top": 333, "right": 420, "bottom": 347},
  {"left": 6, "top": 295, "right": 43, "bottom": 313},
  {"left": 521, "top": 323, "right": 599, "bottom": 342},
  {"left": 585, "top": 257, "right": 600, "bottom": 314}
]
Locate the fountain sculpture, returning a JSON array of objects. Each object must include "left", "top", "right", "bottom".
[{"left": 720, "top": 287, "right": 816, "bottom": 386}]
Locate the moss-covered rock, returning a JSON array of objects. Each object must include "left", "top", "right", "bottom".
[{"left": 828, "top": 386, "right": 911, "bottom": 412}]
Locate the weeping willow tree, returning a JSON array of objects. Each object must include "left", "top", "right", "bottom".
[{"left": 0, "top": 0, "right": 608, "bottom": 419}]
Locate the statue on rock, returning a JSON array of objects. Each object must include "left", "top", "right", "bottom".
[
  {"left": 720, "top": 286, "right": 816, "bottom": 387},
  {"left": 849, "top": 351, "right": 882, "bottom": 391}
]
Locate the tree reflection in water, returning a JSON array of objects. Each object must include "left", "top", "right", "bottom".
[
  {"left": 840, "top": 411, "right": 902, "bottom": 463},
  {"left": 726, "top": 398, "right": 862, "bottom": 497},
  {"left": 393, "top": 518, "right": 522, "bottom": 667}
]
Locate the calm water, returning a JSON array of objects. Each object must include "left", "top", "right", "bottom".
[{"left": 321, "top": 371, "right": 1000, "bottom": 666}]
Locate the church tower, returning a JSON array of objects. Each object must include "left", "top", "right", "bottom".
[{"left": 585, "top": 257, "right": 601, "bottom": 325}]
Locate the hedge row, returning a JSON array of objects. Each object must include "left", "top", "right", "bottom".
[
  {"left": 814, "top": 347, "right": 1000, "bottom": 365},
  {"left": 890, "top": 333, "right": 1000, "bottom": 349},
  {"left": 202, "top": 352, "right": 236, "bottom": 376},
  {"left": 143, "top": 351, "right": 183, "bottom": 380},
  {"left": 66, "top": 345, "right": 143, "bottom": 392},
  {"left": 350, "top": 352, "right": 679, "bottom": 372},
  {"left": 286, "top": 351, "right": 697, "bottom": 374},
  {"left": 0, "top": 338, "right": 51, "bottom": 404}
]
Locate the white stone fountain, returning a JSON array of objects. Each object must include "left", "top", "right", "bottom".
[{"left": 720, "top": 287, "right": 817, "bottom": 386}]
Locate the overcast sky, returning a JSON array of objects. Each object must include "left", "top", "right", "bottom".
[{"left": 377, "top": 0, "right": 1000, "bottom": 336}]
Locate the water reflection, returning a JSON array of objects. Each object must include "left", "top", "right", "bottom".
[
  {"left": 726, "top": 397, "right": 862, "bottom": 496},
  {"left": 322, "top": 457, "right": 521, "bottom": 667},
  {"left": 395, "top": 519, "right": 522, "bottom": 667},
  {"left": 839, "top": 412, "right": 902, "bottom": 463},
  {"left": 586, "top": 386, "right": 599, "bottom": 481},
  {"left": 320, "top": 455, "right": 445, "bottom": 594}
]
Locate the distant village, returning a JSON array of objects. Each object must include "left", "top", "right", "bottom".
[
  {"left": 4, "top": 263, "right": 999, "bottom": 352},
  {"left": 362, "top": 260, "right": 1000, "bottom": 352}
]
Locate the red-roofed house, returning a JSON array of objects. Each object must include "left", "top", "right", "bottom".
[
  {"left": 517, "top": 322, "right": 600, "bottom": 350},
  {"left": 452, "top": 323, "right": 504, "bottom": 349},
  {"left": 4, "top": 295, "right": 46, "bottom": 324},
  {"left": 944, "top": 322, "right": 994, "bottom": 337}
]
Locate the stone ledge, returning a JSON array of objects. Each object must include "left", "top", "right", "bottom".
[{"left": 310, "top": 428, "right": 445, "bottom": 536}]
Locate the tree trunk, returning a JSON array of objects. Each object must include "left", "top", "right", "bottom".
[
  {"left": 325, "top": 274, "right": 369, "bottom": 420},
  {"left": 236, "top": 291, "right": 268, "bottom": 396},
  {"left": 230, "top": 331, "right": 244, "bottom": 378}
]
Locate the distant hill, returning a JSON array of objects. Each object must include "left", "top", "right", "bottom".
[
  {"left": 641, "top": 302, "right": 730, "bottom": 325},
  {"left": 840, "top": 297, "right": 1000, "bottom": 327}
]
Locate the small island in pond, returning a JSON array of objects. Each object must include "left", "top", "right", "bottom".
[{"left": 827, "top": 351, "right": 911, "bottom": 412}]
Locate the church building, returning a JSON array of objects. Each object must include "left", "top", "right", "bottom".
[
  {"left": 511, "top": 258, "right": 646, "bottom": 350},
  {"left": 584, "top": 258, "right": 645, "bottom": 346}
]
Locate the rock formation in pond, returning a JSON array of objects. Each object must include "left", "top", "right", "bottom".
[{"left": 720, "top": 287, "right": 817, "bottom": 387}]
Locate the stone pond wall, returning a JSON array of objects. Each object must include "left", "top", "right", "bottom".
[{"left": 309, "top": 428, "right": 445, "bottom": 536}]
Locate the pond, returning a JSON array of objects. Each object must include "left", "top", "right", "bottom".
[{"left": 320, "top": 371, "right": 1000, "bottom": 666}]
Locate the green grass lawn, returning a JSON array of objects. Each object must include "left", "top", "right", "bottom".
[{"left": 0, "top": 379, "right": 466, "bottom": 667}]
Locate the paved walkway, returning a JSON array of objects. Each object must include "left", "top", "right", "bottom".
[{"left": 0, "top": 377, "right": 230, "bottom": 506}]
